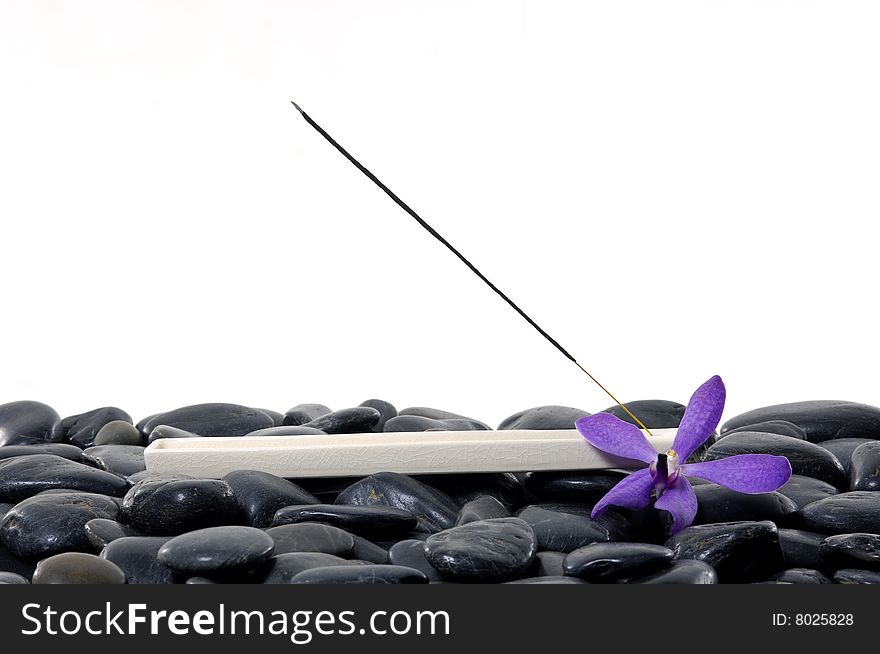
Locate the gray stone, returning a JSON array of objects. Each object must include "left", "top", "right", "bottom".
[
  {"left": 100, "top": 537, "right": 177, "bottom": 584},
  {"left": 142, "top": 403, "right": 274, "bottom": 437},
  {"left": 721, "top": 401, "right": 880, "bottom": 443},
  {"left": 81, "top": 445, "right": 145, "bottom": 476},
  {"left": 85, "top": 518, "right": 144, "bottom": 550},
  {"left": 498, "top": 405, "right": 590, "bottom": 431},
  {"left": 282, "top": 404, "right": 331, "bottom": 426},
  {"left": 388, "top": 539, "right": 443, "bottom": 581},
  {"left": 261, "top": 552, "right": 352, "bottom": 584},
  {"left": 61, "top": 407, "right": 132, "bottom": 448},
  {"left": 0, "top": 401, "right": 62, "bottom": 446},
  {"left": 384, "top": 415, "right": 488, "bottom": 432},
  {"left": 723, "top": 420, "right": 807, "bottom": 440},
  {"left": 245, "top": 426, "right": 326, "bottom": 437},
  {"left": 265, "top": 523, "right": 355, "bottom": 557},
  {"left": 158, "top": 526, "right": 275, "bottom": 574},
  {"left": 94, "top": 420, "right": 143, "bottom": 446},
  {"left": 359, "top": 399, "right": 398, "bottom": 432},
  {"left": 32, "top": 552, "right": 125, "bottom": 584}
]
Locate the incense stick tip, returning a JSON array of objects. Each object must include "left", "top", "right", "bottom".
[{"left": 290, "top": 100, "right": 304, "bottom": 114}]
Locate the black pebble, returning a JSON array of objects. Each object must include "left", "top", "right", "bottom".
[
  {"left": 101, "top": 536, "right": 178, "bottom": 584},
  {"left": 272, "top": 504, "right": 417, "bottom": 538},
  {"left": 120, "top": 479, "right": 241, "bottom": 535},
  {"left": 289, "top": 564, "right": 428, "bottom": 584},
  {"left": 0, "top": 454, "right": 128, "bottom": 502},
  {"left": 222, "top": 470, "right": 318, "bottom": 528},
  {"left": 563, "top": 542, "right": 673, "bottom": 582},
  {"left": 265, "top": 523, "right": 355, "bottom": 557}
]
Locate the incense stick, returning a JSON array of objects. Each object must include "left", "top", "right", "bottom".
[{"left": 290, "top": 101, "right": 653, "bottom": 435}]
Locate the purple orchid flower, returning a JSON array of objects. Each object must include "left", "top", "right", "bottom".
[{"left": 575, "top": 375, "right": 792, "bottom": 533}]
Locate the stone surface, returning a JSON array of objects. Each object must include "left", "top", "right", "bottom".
[
  {"left": 82, "top": 445, "right": 146, "bottom": 476},
  {"left": 0, "top": 444, "right": 85, "bottom": 462},
  {"left": 600, "top": 400, "right": 686, "bottom": 429},
  {"left": 349, "top": 535, "right": 389, "bottom": 563},
  {"left": 222, "top": 470, "right": 318, "bottom": 528},
  {"left": 456, "top": 496, "right": 511, "bottom": 525},
  {"left": 282, "top": 404, "right": 331, "bottom": 426},
  {"left": 245, "top": 426, "right": 326, "bottom": 437},
  {"left": 523, "top": 470, "right": 628, "bottom": 503},
  {"left": 723, "top": 420, "right": 807, "bottom": 440},
  {"left": 61, "top": 407, "right": 133, "bottom": 448},
  {"left": 633, "top": 559, "right": 718, "bottom": 584},
  {"left": 424, "top": 517, "right": 537, "bottom": 582},
  {"left": 261, "top": 552, "right": 352, "bottom": 584},
  {"left": 766, "top": 568, "right": 832, "bottom": 584},
  {"left": 100, "top": 536, "right": 177, "bottom": 584},
  {"left": 777, "top": 476, "right": 839, "bottom": 509},
  {"left": 290, "top": 564, "right": 428, "bottom": 584},
  {"left": 301, "top": 407, "right": 381, "bottom": 434},
  {"left": 533, "top": 551, "right": 567, "bottom": 577},
  {"left": 359, "top": 399, "right": 397, "bottom": 432},
  {"left": 94, "top": 420, "right": 143, "bottom": 446},
  {"left": 414, "top": 472, "right": 524, "bottom": 509},
  {"left": 516, "top": 505, "right": 610, "bottom": 552},
  {"left": 0, "top": 454, "right": 128, "bottom": 502},
  {"left": 32, "top": 552, "right": 125, "bottom": 584},
  {"left": 0, "top": 571, "right": 28, "bottom": 584},
  {"left": 849, "top": 441, "right": 880, "bottom": 491},
  {"left": 0, "top": 541, "right": 35, "bottom": 579},
  {"left": 833, "top": 568, "right": 880, "bottom": 584},
  {"left": 817, "top": 438, "right": 874, "bottom": 477},
  {"left": 120, "top": 479, "right": 241, "bottom": 535},
  {"left": 146, "top": 425, "right": 204, "bottom": 444},
  {"left": 335, "top": 472, "right": 460, "bottom": 533},
  {"left": 0, "top": 401, "right": 62, "bottom": 446},
  {"left": 272, "top": 504, "right": 417, "bottom": 537},
  {"left": 158, "top": 526, "right": 275, "bottom": 574},
  {"left": 265, "top": 523, "right": 355, "bottom": 557},
  {"left": 721, "top": 401, "right": 880, "bottom": 443},
  {"left": 692, "top": 484, "right": 798, "bottom": 525},
  {"left": 1, "top": 492, "right": 120, "bottom": 558},
  {"left": 798, "top": 491, "right": 880, "bottom": 534},
  {"left": 384, "top": 415, "right": 488, "bottom": 432},
  {"left": 820, "top": 533, "right": 880, "bottom": 570},
  {"left": 778, "top": 529, "right": 827, "bottom": 569},
  {"left": 141, "top": 403, "right": 274, "bottom": 437},
  {"left": 563, "top": 542, "right": 674, "bottom": 582},
  {"left": 504, "top": 576, "right": 587, "bottom": 584},
  {"left": 400, "top": 406, "right": 487, "bottom": 424},
  {"left": 85, "top": 518, "right": 144, "bottom": 550},
  {"left": 388, "top": 539, "right": 443, "bottom": 581},
  {"left": 498, "top": 405, "right": 590, "bottom": 431}
]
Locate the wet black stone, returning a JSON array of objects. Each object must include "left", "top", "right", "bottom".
[
  {"left": 834, "top": 568, "right": 880, "bottom": 584},
  {"left": 723, "top": 420, "right": 807, "bottom": 440},
  {"left": 158, "top": 526, "right": 275, "bottom": 574},
  {"left": 32, "top": 552, "right": 125, "bottom": 584},
  {"left": 766, "top": 568, "right": 832, "bottom": 584},
  {"left": 516, "top": 505, "right": 610, "bottom": 552},
  {"left": 359, "top": 399, "right": 397, "bottom": 432},
  {"left": 349, "top": 535, "right": 389, "bottom": 563},
  {"left": 601, "top": 400, "right": 686, "bottom": 429},
  {"left": 0, "top": 571, "right": 28, "bottom": 584},
  {"left": 633, "top": 559, "right": 718, "bottom": 584},
  {"left": 282, "top": 404, "right": 331, "bottom": 427},
  {"left": 849, "top": 441, "right": 880, "bottom": 491},
  {"left": 120, "top": 479, "right": 241, "bottom": 535},
  {"left": 424, "top": 517, "right": 537, "bottom": 582},
  {"left": 666, "top": 520, "right": 784, "bottom": 583},
  {"left": 0, "top": 444, "right": 85, "bottom": 462},
  {"left": 94, "top": 421, "right": 143, "bottom": 446},
  {"left": 1, "top": 492, "right": 120, "bottom": 558},
  {"left": 0, "top": 401, "right": 62, "bottom": 446},
  {"left": 81, "top": 445, "right": 145, "bottom": 476},
  {"left": 415, "top": 473, "right": 524, "bottom": 510},
  {"left": 692, "top": 484, "right": 798, "bottom": 525},
  {"left": 777, "top": 475, "right": 839, "bottom": 509},
  {"left": 778, "top": 529, "right": 827, "bottom": 569},
  {"left": 384, "top": 415, "right": 488, "bottom": 432},
  {"left": 85, "top": 518, "right": 144, "bottom": 550},
  {"left": 100, "top": 536, "right": 178, "bottom": 584},
  {"left": 290, "top": 564, "right": 428, "bottom": 584},
  {"left": 721, "top": 401, "right": 880, "bottom": 443},
  {"left": 222, "top": 470, "right": 318, "bottom": 528},
  {"left": 563, "top": 542, "right": 674, "bottom": 582},
  {"left": 533, "top": 551, "right": 567, "bottom": 577},
  {"left": 265, "top": 523, "right": 355, "bottom": 556},
  {"left": 530, "top": 502, "right": 633, "bottom": 542},
  {"left": 300, "top": 407, "right": 380, "bottom": 434},
  {"left": 704, "top": 432, "right": 847, "bottom": 488},
  {"left": 261, "top": 552, "right": 352, "bottom": 584},
  {"left": 456, "top": 496, "right": 511, "bottom": 525},
  {"left": 498, "top": 405, "right": 590, "bottom": 431},
  {"left": 817, "top": 438, "right": 874, "bottom": 477},
  {"left": 61, "top": 407, "right": 133, "bottom": 448},
  {"left": 335, "top": 472, "right": 460, "bottom": 533},
  {"left": 388, "top": 539, "right": 443, "bottom": 581},
  {"left": 820, "top": 533, "right": 880, "bottom": 570},
  {"left": 245, "top": 426, "right": 326, "bottom": 437},
  {"left": 504, "top": 576, "right": 587, "bottom": 584},
  {"left": 146, "top": 426, "right": 204, "bottom": 444},
  {"left": 126, "top": 471, "right": 194, "bottom": 484},
  {"left": 798, "top": 491, "right": 880, "bottom": 534},
  {"left": 272, "top": 504, "right": 417, "bottom": 537},
  {"left": 0, "top": 455, "right": 128, "bottom": 502},
  {"left": 523, "top": 470, "right": 628, "bottom": 503},
  {"left": 400, "top": 407, "right": 488, "bottom": 426},
  {"left": 142, "top": 403, "right": 274, "bottom": 437}
]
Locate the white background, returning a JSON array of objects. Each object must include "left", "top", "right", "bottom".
[{"left": 1, "top": 1, "right": 878, "bottom": 427}]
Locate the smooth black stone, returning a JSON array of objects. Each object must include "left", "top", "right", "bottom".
[
  {"left": 817, "top": 438, "right": 874, "bottom": 477},
  {"left": 563, "top": 542, "right": 674, "bottom": 582},
  {"left": 0, "top": 541, "right": 36, "bottom": 579},
  {"left": 335, "top": 472, "right": 460, "bottom": 533},
  {"left": 349, "top": 535, "right": 389, "bottom": 563},
  {"left": 359, "top": 399, "right": 397, "bottom": 433},
  {"left": 633, "top": 559, "right": 718, "bottom": 584},
  {"left": 768, "top": 568, "right": 833, "bottom": 584},
  {"left": 272, "top": 504, "right": 417, "bottom": 537},
  {"left": 777, "top": 475, "right": 839, "bottom": 509},
  {"left": 245, "top": 426, "right": 326, "bottom": 437},
  {"left": 147, "top": 425, "right": 203, "bottom": 444},
  {"left": 0, "top": 444, "right": 85, "bottom": 462},
  {"left": 94, "top": 421, "right": 143, "bottom": 446},
  {"left": 721, "top": 401, "right": 880, "bottom": 443},
  {"left": 0, "top": 401, "right": 62, "bottom": 446},
  {"left": 384, "top": 415, "right": 488, "bottom": 433},
  {"left": 288, "top": 477, "right": 351, "bottom": 504},
  {"left": 222, "top": 470, "right": 318, "bottom": 528},
  {"left": 257, "top": 409, "right": 286, "bottom": 426},
  {"left": 290, "top": 564, "right": 428, "bottom": 584},
  {"left": 850, "top": 441, "right": 880, "bottom": 491},
  {"left": 692, "top": 484, "right": 798, "bottom": 525},
  {"left": 517, "top": 505, "right": 610, "bottom": 552},
  {"left": 142, "top": 403, "right": 274, "bottom": 437},
  {"left": 600, "top": 400, "right": 686, "bottom": 429},
  {"left": 704, "top": 432, "right": 847, "bottom": 488},
  {"left": 265, "top": 523, "right": 355, "bottom": 557},
  {"left": 388, "top": 539, "right": 443, "bottom": 581},
  {"left": 85, "top": 518, "right": 144, "bottom": 550},
  {"left": 533, "top": 551, "right": 567, "bottom": 577},
  {"left": 528, "top": 502, "right": 633, "bottom": 542},
  {"left": 834, "top": 568, "right": 880, "bottom": 584},
  {"left": 100, "top": 536, "right": 178, "bottom": 584},
  {"left": 666, "top": 520, "right": 784, "bottom": 583},
  {"left": 186, "top": 577, "right": 217, "bottom": 584},
  {"left": 778, "top": 529, "right": 827, "bottom": 569},
  {"left": 523, "top": 470, "right": 628, "bottom": 503},
  {"left": 121, "top": 479, "right": 241, "bottom": 535},
  {"left": 135, "top": 413, "right": 159, "bottom": 438},
  {"left": 126, "top": 471, "right": 194, "bottom": 484},
  {"left": 1, "top": 492, "right": 120, "bottom": 558},
  {"left": 61, "top": 407, "right": 133, "bottom": 448},
  {"left": 820, "top": 533, "right": 880, "bottom": 570},
  {"left": 798, "top": 491, "right": 880, "bottom": 534},
  {"left": 261, "top": 553, "right": 352, "bottom": 584},
  {"left": 723, "top": 420, "right": 807, "bottom": 440},
  {"left": 414, "top": 473, "right": 524, "bottom": 510},
  {"left": 282, "top": 404, "right": 332, "bottom": 427},
  {"left": 504, "top": 576, "right": 587, "bottom": 584},
  {"left": 32, "top": 552, "right": 125, "bottom": 584},
  {"left": 0, "top": 454, "right": 128, "bottom": 502},
  {"left": 456, "top": 496, "right": 511, "bottom": 525},
  {"left": 400, "top": 407, "right": 488, "bottom": 426},
  {"left": 158, "top": 526, "right": 275, "bottom": 574},
  {"left": 0, "top": 571, "right": 28, "bottom": 584},
  {"left": 81, "top": 445, "right": 145, "bottom": 476},
  {"left": 498, "top": 405, "right": 590, "bottom": 431},
  {"left": 300, "top": 407, "right": 381, "bottom": 434},
  {"left": 424, "top": 517, "right": 537, "bottom": 582}
]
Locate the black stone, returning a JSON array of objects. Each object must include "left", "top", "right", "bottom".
[
  {"left": 504, "top": 576, "right": 587, "bottom": 584},
  {"left": 721, "top": 401, "right": 880, "bottom": 443},
  {"left": 384, "top": 415, "right": 488, "bottom": 432},
  {"left": 533, "top": 551, "right": 567, "bottom": 577},
  {"left": 222, "top": 470, "right": 318, "bottom": 528},
  {"left": 388, "top": 539, "right": 443, "bottom": 581},
  {"left": 32, "top": 552, "right": 126, "bottom": 584},
  {"left": 600, "top": 400, "right": 686, "bottom": 429},
  {"left": 850, "top": 441, "right": 880, "bottom": 491},
  {"left": 496, "top": 405, "right": 590, "bottom": 431},
  {"left": 358, "top": 399, "right": 397, "bottom": 432},
  {"left": 301, "top": 407, "right": 381, "bottom": 434},
  {"left": 94, "top": 421, "right": 143, "bottom": 446},
  {"left": 798, "top": 491, "right": 880, "bottom": 534},
  {"left": 704, "top": 432, "right": 847, "bottom": 488},
  {"left": 349, "top": 535, "right": 389, "bottom": 563},
  {"left": 272, "top": 504, "right": 417, "bottom": 537},
  {"left": 665, "top": 520, "right": 784, "bottom": 583},
  {"left": 290, "top": 564, "right": 428, "bottom": 584},
  {"left": 0, "top": 444, "right": 85, "bottom": 462},
  {"left": 632, "top": 560, "right": 718, "bottom": 584},
  {"left": 81, "top": 445, "right": 145, "bottom": 476},
  {"left": 282, "top": 404, "right": 331, "bottom": 426},
  {"left": 529, "top": 502, "right": 633, "bottom": 542},
  {"left": 767, "top": 568, "right": 833, "bottom": 584},
  {"left": 121, "top": 479, "right": 241, "bottom": 535},
  {"left": 261, "top": 552, "right": 352, "bottom": 584},
  {"left": 142, "top": 403, "right": 274, "bottom": 437},
  {"left": 335, "top": 472, "right": 460, "bottom": 533},
  {"left": 265, "top": 523, "right": 355, "bottom": 557},
  {"left": 100, "top": 536, "right": 178, "bottom": 584},
  {"left": 723, "top": 420, "right": 807, "bottom": 440},
  {"left": 562, "top": 542, "right": 674, "bottom": 582},
  {"left": 85, "top": 518, "right": 144, "bottom": 550},
  {"left": 158, "top": 526, "right": 275, "bottom": 574},
  {"left": 0, "top": 541, "right": 35, "bottom": 579},
  {"left": 424, "top": 517, "right": 537, "bottom": 582},
  {"left": 834, "top": 568, "right": 880, "bottom": 584},
  {"left": 0, "top": 454, "right": 128, "bottom": 502},
  {"left": 777, "top": 475, "right": 839, "bottom": 509},
  {"left": 400, "top": 407, "right": 488, "bottom": 426},
  {"left": 0, "top": 401, "right": 62, "bottom": 446},
  {"left": 778, "top": 529, "right": 827, "bottom": 569},
  {"left": 820, "top": 533, "right": 880, "bottom": 570},
  {"left": 516, "top": 505, "right": 610, "bottom": 552},
  {"left": 61, "top": 407, "right": 133, "bottom": 448},
  {"left": 523, "top": 470, "right": 628, "bottom": 503},
  {"left": 1, "top": 492, "right": 120, "bottom": 558},
  {"left": 414, "top": 473, "right": 524, "bottom": 510},
  {"left": 0, "top": 571, "right": 28, "bottom": 584},
  {"left": 692, "top": 484, "right": 798, "bottom": 525},
  {"left": 817, "top": 438, "right": 874, "bottom": 477},
  {"left": 456, "top": 496, "right": 511, "bottom": 525},
  {"left": 245, "top": 426, "right": 326, "bottom": 437},
  {"left": 257, "top": 409, "right": 286, "bottom": 426}
]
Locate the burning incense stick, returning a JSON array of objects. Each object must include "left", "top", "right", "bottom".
[{"left": 290, "top": 101, "right": 652, "bottom": 435}]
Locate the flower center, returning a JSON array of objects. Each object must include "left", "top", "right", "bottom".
[{"left": 650, "top": 448, "right": 681, "bottom": 496}]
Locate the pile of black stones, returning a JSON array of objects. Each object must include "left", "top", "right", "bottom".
[{"left": 1, "top": 397, "right": 880, "bottom": 584}]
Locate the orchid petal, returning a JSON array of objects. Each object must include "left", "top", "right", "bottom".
[
  {"left": 681, "top": 454, "right": 792, "bottom": 493},
  {"left": 576, "top": 413, "right": 658, "bottom": 464},
  {"left": 671, "top": 375, "right": 726, "bottom": 461},
  {"left": 653, "top": 476, "right": 698, "bottom": 534},
  {"left": 591, "top": 468, "right": 654, "bottom": 519}
]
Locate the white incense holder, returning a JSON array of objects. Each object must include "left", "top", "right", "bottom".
[{"left": 143, "top": 428, "right": 676, "bottom": 478}]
